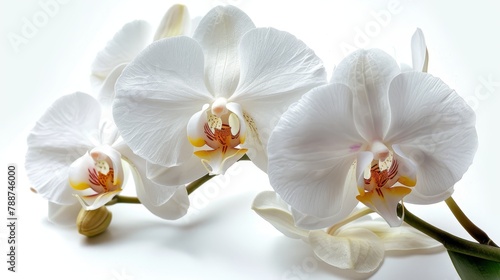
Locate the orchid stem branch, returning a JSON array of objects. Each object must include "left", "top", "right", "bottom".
[
  {"left": 106, "top": 195, "right": 141, "bottom": 206},
  {"left": 398, "top": 204, "right": 500, "bottom": 262},
  {"left": 445, "top": 196, "right": 498, "bottom": 247},
  {"left": 239, "top": 154, "right": 250, "bottom": 161},
  {"left": 186, "top": 173, "right": 215, "bottom": 195}
]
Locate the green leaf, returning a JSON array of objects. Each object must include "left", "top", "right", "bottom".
[{"left": 448, "top": 250, "right": 500, "bottom": 280}]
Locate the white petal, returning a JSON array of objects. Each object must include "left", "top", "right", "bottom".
[
  {"left": 146, "top": 156, "right": 207, "bottom": 186},
  {"left": 384, "top": 72, "right": 478, "bottom": 203},
  {"left": 119, "top": 145, "right": 189, "bottom": 219},
  {"left": 355, "top": 151, "right": 374, "bottom": 188},
  {"left": 352, "top": 219, "right": 442, "bottom": 251},
  {"left": 74, "top": 190, "right": 121, "bottom": 210},
  {"left": 193, "top": 5, "right": 255, "bottom": 98},
  {"left": 98, "top": 118, "right": 120, "bottom": 147},
  {"left": 232, "top": 28, "right": 326, "bottom": 102},
  {"left": 188, "top": 16, "right": 201, "bottom": 37},
  {"left": 98, "top": 63, "right": 127, "bottom": 107},
  {"left": 26, "top": 92, "right": 100, "bottom": 204},
  {"left": 91, "top": 20, "right": 152, "bottom": 80},
  {"left": 309, "top": 229, "right": 384, "bottom": 273},
  {"left": 154, "top": 4, "right": 190, "bottom": 40},
  {"left": 330, "top": 49, "right": 400, "bottom": 141},
  {"left": 231, "top": 28, "right": 326, "bottom": 171},
  {"left": 411, "top": 28, "right": 428, "bottom": 72},
  {"left": 187, "top": 104, "right": 209, "bottom": 147},
  {"left": 251, "top": 191, "right": 309, "bottom": 239},
  {"left": 392, "top": 145, "right": 417, "bottom": 185},
  {"left": 225, "top": 102, "right": 247, "bottom": 144},
  {"left": 291, "top": 165, "right": 360, "bottom": 230},
  {"left": 400, "top": 63, "right": 414, "bottom": 73},
  {"left": 139, "top": 186, "right": 190, "bottom": 220},
  {"left": 47, "top": 202, "right": 81, "bottom": 226},
  {"left": 68, "top": 152, "right": 95, "bottom": 191},
  {"left": 113, "top": 36, "right": 213, "bottom": 167},
  {"left": 268, "top": 84, "right": 364, "bottom": 226}
]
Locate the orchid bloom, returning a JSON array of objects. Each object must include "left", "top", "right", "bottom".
[
  {"left": 267, "top": 48, "right": 477, "bottom": 229},
  {"left": 26, "top": 92, "right": 189, "bottom": 225},
  {"left": 91, "top": 4, "right": 191, "bottom": 106},
  {"left": 113, "top": 5, "right": 326, "bottom": 186},
  {"left": 252, "top": 191, "right": 441, "bottom": 273}
]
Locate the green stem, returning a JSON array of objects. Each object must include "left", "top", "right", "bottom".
[
  {"left": 239, "top": 154, "right": 250, "bottom": 161},
  {"left": 445, "top": 196, "right": 498, "bottom": 247},
  {"left": 398, "top": 204, "right": 500, "bottom": 262},
  {"left": 186, "top": 173, "right": 215, "bottom": 195},
  {"left": 106, "top": 195, "right": 141, "bottom": 206},
  {"left": 327, "top": 207, "right": 374, "bottom": 235},
  {"left": 106, "top": 174, "right": 216, "bottom": 206}
]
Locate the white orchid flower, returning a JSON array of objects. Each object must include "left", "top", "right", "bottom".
[
  {"left": 252, "top": 191, "right": 442, "bottom": 273},
  {"left": 113, "top": 5, "right": 326, "bottom": 186},
  {"left": 267, "top": 48, "right": 477, "bottom": 229},
  {"left": 26, "top": 92, "right": 188, "bottom": 225},
  {"left": 91, "top": 4, "right": 192, "bottom": 106}
]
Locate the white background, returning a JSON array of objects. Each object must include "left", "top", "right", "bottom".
[{"left": 1, "top": 0, "right": 500, "bottom": 279}]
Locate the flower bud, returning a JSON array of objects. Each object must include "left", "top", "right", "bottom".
[
  {"left": 76, "top": 206, "right": 112, "bottom": 237},
  {"left": 154, "top": 4, "right": 190, "bottom": 40}
]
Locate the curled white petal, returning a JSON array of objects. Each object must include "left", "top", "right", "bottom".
[
  {"left": 252, "top": 191, "right": 309, "bottom": 239},
  {"left": 74, "top": 190, "right": 121, "bottom": 211},
  {"left": 98, "top": 63, "right": 127, "bottom": 107},
  {"left": 411, "top": 28, "right": 428, "bottom": 72},
  {"left": 352, "top": 219, "right": 442, "bottom": 251},
  {"left": 309, "top": 228, "right": 384, "bottom": 273}
]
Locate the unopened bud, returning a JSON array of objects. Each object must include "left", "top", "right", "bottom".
[
  {"left": 154, "top": 4, "right": 190, "bottom": 40},
  {"left": 76, "top": 206, "right": 112, "bottom": 237}
]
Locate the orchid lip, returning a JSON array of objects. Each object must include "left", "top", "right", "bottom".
[
  {"left": 69, "top": 146, "right": 124, "bottom": 195},
  {"left": 187, "top": 100, "right": 247, "bottom": 174},
  {"left": 357, "top": 151, "right": 415, "bottom": 226}
]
